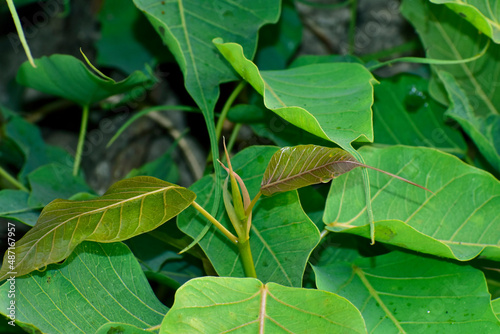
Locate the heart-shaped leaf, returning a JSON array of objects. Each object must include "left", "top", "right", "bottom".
[
  {"left": 314, "top": 251, "right": 500, "bottom": 333},
  {"left": 160, "top": 277, "right": 367, "bottom": 333},
  {"left": 178, "top": 146, "right": 319, "bottom": 287},
  {"left": 261, "top": 145, "right": 427, "bottom": 196},
  {"left": 430, "top": 0, "right": 500, "bottom": 43},
  {"left": 16, "top": 54, "right": 152, "bottom": 106},
  {"left": 0, "top": 242, "right": 168, "bottom": 333},
  {"left": 0, "top": 176, "right": 196, "bottom": 279},
  {"left": 324, "top": 145, "right": 500, "bottom": 261},
  {"left": 214, "top": 40, "right": 377, "bottom": 150}
]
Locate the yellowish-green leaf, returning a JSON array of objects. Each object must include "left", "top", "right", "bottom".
[{"left": 0, "top": 176, "right": 195, "bottom": 279}]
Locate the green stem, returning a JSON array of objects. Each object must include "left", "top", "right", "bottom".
[
  {"left": 245, "top": 191, "right": 262, "bottom": 217},
  {"left": 6, "top": 0, "right": 36, "bottom": 67},
  {"left": 73, "top": 104, "right": 89, "bottom": 176},
  {"left": 360, "top": 39, "right": 420, "bottom": 62},
  {"left": 226, "top": 123, "right": 242, "bottom": 155},
  {"left": 348, "top": 0, "right": 357, "bottom": 55},
  {"left": 237, "top": 237, "right": 257, "bottom": 278},
  {"left": 191, "top": 201, "right": 238, "bottom": 244},
  {"left": 215, "top": 81, "right": 246, "bottom": 141},
  {"left": 0, "top": 166, "right": 28, "bottom": 192}
]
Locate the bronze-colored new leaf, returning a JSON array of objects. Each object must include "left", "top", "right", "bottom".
[
  {"left": 0, "top": 176, "right": 196, "bottom": 279},
  {"left": 261, "top": 145, "right": 358, "bottom": 196},
  {"left": 261, "top": 145, "right": 430, "bottom": 196}
]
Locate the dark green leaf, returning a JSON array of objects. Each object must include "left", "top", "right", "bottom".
[
  {"left": 254, "top": 0, "right": 303, "bottom": 70},
  {"left": 96, "top": 323, "right": 152, "bottom": 334},
  {"left": 126, "top": 149, "right": 179, "bottom": 183},
  {"left": 314, "top": 251, "right": 500, "bottom": 333},
  {"left": 0, "top": 190, "right": 40, "bottom": 226},
  {"left": 160, "top": 277, "right": 367, "bottom": 333},
  {"left": 438, "top": 71, "right": 500, "bottom": 172},
  {"left": 373, "top": 74, "right": 467, "bottom": 156},
  {"left": 16, "top": 54, "right": 153, "bottom": 106},
  {"left": 0, "top": 242, "right": 168, "bottom": 333},
  {"left": 214, "top": 40, "right": 376, "bottom": 150},
  {"left": 324, "top": 145, "right": 500, "bottom": 261},
  {"left": 27, "top": 163, "right": 93, "bottom": 207},
  {"left": 401, "top": 0, "right": 500, "bottom": 172},
  {"left": 178, "top": 146, "right": 319, "bottom": 287},
  {"left": 0, "top": 176, "right": 196, "bottom": 279},
  {"left": 96, "top": 0, "right": 168, "bottom": 74}
]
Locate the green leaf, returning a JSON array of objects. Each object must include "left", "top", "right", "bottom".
[
  {"left": 324, "top": 145, "right": 500, "bottom": 261},
  {"left": 314, "top": 251, "right": 500, "bottom": 333},
  {"left": 0, "top": 176, "right": 196, "bottom": 279},
  {"left": 493, "top": 298, "right": 500, "bottom": 320},
  {"left": 254, "top": 0, "right": 302, "bottom": 70},
  {"left": 178, "top": 146, "right": 319, "bottom": 287},
  {"left": 0, "top": 242, "right": 168, "bottom": 333},
  {"left": 401, "top": 0, "right": 500, "bottom": 172},
  {"left": 16, "top": 54, "right": 153, "bottom": 106},
  {"left": 96, "top": 0, "right": 168, "bottom": 74},
  {"left": 160, "top": 276, "right": 367, "bottom": 333},
  {"left": 27, "top": 163, "right": 93, "bottom": 207},
  {"left": 261, "top": 145, "right": 359, "bottom": 196},
  {"left": 126, "top": 148, "right": 179, "bottom": 183},
  {"left": 214, "top": 40, "right": 377, "bottom": 150},
  {"left": 2, "top": 108, "right": 73, "bottom": 181},
  {"left": 373, "top": 74, "right": 466, "bottom": 156},
  {"left": 0, "top": 190, "right": 40, "bottom": 226},
  {"left": 438, "top": 71, "right": 500, "bottom": 172},
  {"left": 430, "top": 0, "right": 500, "bottom": 43}
]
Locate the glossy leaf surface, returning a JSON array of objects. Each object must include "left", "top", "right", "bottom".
[
  {"left": 16, "top": 54, "right": 152, "bottom": 106},
  {"left": 214, "top": 40, "right": 377, "bottom": 150},
  {"left": 261, "top": 145, "right": 358, "bottom": 196},
  {"left": 160, "top": 277, "right": 367, "bottom": 333},
  {"left": 0, "top": 176, "right": 195, "bottom": 279},
  {"left": 178, "top": 146, "right": 319, "bottom": 287},
  {"left": 0, "top": 242, "right": 168, "bottom": 333},
  {"left": 314, "top": 251, "right": 500, "bottom": 333},
  {"left": 324, "top": 145, "right": 500, "bottom": 261}
]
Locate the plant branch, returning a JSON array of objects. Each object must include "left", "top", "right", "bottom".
[
  {"left": 0, "top": 166, "right": 28, "bottom": 192},
  {"left": 245, "top": 191, "right": 262, "bottom": 217},
  {"left": 191, "top": 201, "right": 238, "bottom": 244},
  {"left": 73, "top": 104, "right": 89, "bottom": 176}
]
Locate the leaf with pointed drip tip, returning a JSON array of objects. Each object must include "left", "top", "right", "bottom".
[
  {"left": 0, "top": 176, "right": 196, "bottom": 280},
  {"left": 261, "top": 145, "right": 428, "bottom": 196}
]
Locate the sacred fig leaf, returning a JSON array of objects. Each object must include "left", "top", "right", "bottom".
[
  {"left": 0, "top": 176, "right": 195, "bottom": 280},
  {"left": 214, "top": 40, "right": 377, "bottom": 150},
  {"left": 261, "top": 145, "right": 428, "bottom": 196},
  {"left": 324, "top": 145, "right": 500, "bottom": 261},
  {"left": 314, "top": 251, "right": 500, "bottom": 333},
  {"left": 16, "top": 54, "right": 152, "bottom": 106},
  {"left": 430, "top": 0, "right": 500, "bottom": 43},
  {"left": 160, "top": 277, "right": 367, "bottom": 334},
  {"left": 0, "top": 242, "right": 168, "bottom": 333},
  {"left": 401, "top": 0, "right": 500, "bottom": 172}
]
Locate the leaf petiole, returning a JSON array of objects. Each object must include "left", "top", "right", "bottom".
[{"left": 191, "top": 201, "right": 238, "bottom": 244}]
